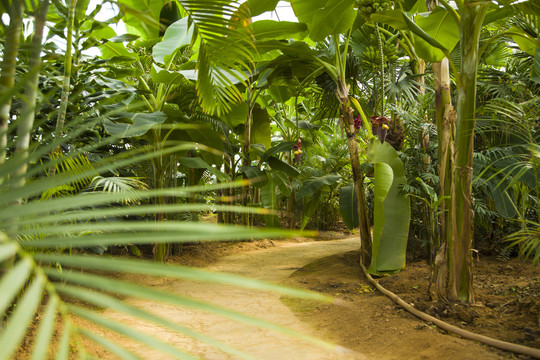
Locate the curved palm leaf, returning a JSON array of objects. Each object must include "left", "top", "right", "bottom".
[
  {"left": 0, "top": 138, "right": 334, "bottom": 360},
  {"left": 116, "top": 0, "right": 259, "bottom": 115},
  {"left": 0, "top": 0, "right": 334, "bottom": 352},
  {"left": 86, "top": 175, "right": 149, "bottom": 204}
]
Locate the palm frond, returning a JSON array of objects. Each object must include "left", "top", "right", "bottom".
[
  {"left": 177, "top": 0, "right": 256, "bottom": 115},
  {"left": 86, "top": 175, "right": 149, "bottom": 204},
  {"left": 505, "top": 224, "right": 540, "bottom": 264},
  {"left": 1, "top": 159, "right": 333, "bottom": 359}
]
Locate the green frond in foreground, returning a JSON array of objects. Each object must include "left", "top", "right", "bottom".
[
  {"left": 0, "top": 145, "right": 332, "bottom": 360},
  {"left": 505, "top": 224, "right": 540, "bottom": 264}
]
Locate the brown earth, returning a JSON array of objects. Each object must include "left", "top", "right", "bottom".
[
  {"left": 16, "top": 231, "right": 540, "bottom": 359},
  {"left": 87, "top": 233, "right": 539, "bottom": 359},
  {"left": 282, "top": 247, "right": 540, "bottom": 360}
]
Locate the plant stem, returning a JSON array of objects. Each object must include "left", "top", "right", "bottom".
[
  {"left": 447, "top": 0, "right": 488, "bottom": 302},
  {"left": 3, "top": 0, "right": 49, "bottom": 272},
  {"left": 13, "top": 0, "right": 49, "bottom": 193},
  {"left": 242, "top": 84, "right": 253, "bottom": 226},
  {"left": 0, "top": 2, "right": 24, "bottom": 183},
  {"left": 50, "top": 0, "right": 78, "bottom": 176},
  {"left": 375, "top": 24, "right": 385, "bottom": 115}
]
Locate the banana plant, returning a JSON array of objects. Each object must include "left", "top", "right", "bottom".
[
  {"left": 290, "top": 0, "right": 373, "bottom": 262},
  {"left": 296, "top": 173, "right": 342, "bottom": 230},
  {"left": 0, "top": 1, "right": 339, "bottom": 357},
  {"left": 373, "top": 0, "right": 540, "bottom": 301}
]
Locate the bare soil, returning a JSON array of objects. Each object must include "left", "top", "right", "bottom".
[
  {"left": 16, "top": 231, "right": 540, "bottom": 359},
  {"left": 160, "top": 231, "right": 540, "bottom": 359},
  {"left": 282, "top": 248, "right": 540, "bottom": 360}
]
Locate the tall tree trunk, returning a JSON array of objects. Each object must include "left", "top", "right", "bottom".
[
  {"left": 12, "top": 0, "right": 48, "bottom": 201},
  {"left": 241, "top": 99, "right": 253, "bottom": 226},
  {"left": 432, "top": 57, "right": 456, "bottom": 299},
  {"left": 0, "top": 1, "right": 24, "bottom": 179},
  {"left": 438, "top": 1, "right": 488, "bottom": 302},
  {"left": 338, "top": 91, "right": 372, "bottom": 264},
  {"left": 2, "top": 0, "right": 49, "bottom": 270},
  {"left": 49, "top": 0, "right": 77, "bottom": 176},
  {"left": 429, "top": 0, "right": 454, "bottom": 294}
]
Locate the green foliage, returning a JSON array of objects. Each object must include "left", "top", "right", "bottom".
[
  {"left": 152, "top": 17, "right": 193, "bottom": 65},
  {"left": 411, "top": 6, "right": 460, "bottom": 62},
  {"left": 339, "top": 182, "right": 359, "bottom": 229},
  {"left": 104, "top": 111, "right": 167, "bottom": 138},
  {"left": 251, "top": 20, "right": 308, "bottom": 41},
  {"left": 505, "top": 224, "right": 540, "bottom": 264},
  {"left": 297, "top": 173, "right": 342, "bottom": 229},
  {"left": 261, "top": 173, "right": 280, "bottom": 228},
  {"left": 251, "top": 106, "right": 272, "bottom": 152},
  {"left": 367, "top": 138, "right": 410, "bottom": 273},
  {"left": 291, "top": 0, "right": 356, "bottom": 41}
]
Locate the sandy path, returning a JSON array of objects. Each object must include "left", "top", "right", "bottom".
[{"left": 104, "top": 237, "right": 367, "bottom": 360}]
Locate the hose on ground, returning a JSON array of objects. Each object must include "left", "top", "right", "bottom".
[{"left": 359, "top": 262, "right": 540, "bottom": 359}]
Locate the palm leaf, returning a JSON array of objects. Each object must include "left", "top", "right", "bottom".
[
  {"left": 505, "top": 224, "right": 540, "bottom": 264},
  {"left": 1, "top": 168, "right": 334, "bottom": 359},
  {"left": 85, "top": 175, "right": 149, "bottom": 204},
  {"left": 176, "top": 1, "right": 256, "bottom": 115},
  {"left": 0, "top": 110, "right": 332, "bottom": 359},
  {"left": 0, "top": 2, "right": 341, "bottom": 358}
]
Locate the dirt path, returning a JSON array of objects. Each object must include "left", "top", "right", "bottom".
[
  {"left": 97, "top": 238, "right": 521, "bottom": 360},
  {"left": 103, "top": 237, "right": 366, "bottom": 359}
]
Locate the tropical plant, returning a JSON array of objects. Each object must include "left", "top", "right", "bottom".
[
  {"left": 290, "top": 0, "right": 374, "bottom": 262},
  {"left": 366, "top": 138, "right": 410, "bottom": 273},
  {"left": 372, "top": 0, "right": 540, "bottom": 302},
  {"left": 0, "top": 1, "right": 340, "bottom": 358}
]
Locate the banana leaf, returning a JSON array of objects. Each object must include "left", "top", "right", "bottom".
[
  {"left": 261, "top": 172, "right": 279, "bottom": 228},
  {"left": 367, "top": 138, "right": 410, "bottom": 274},
  {"left": 339, "top": 182, "right": 358, "bottom": 230}
]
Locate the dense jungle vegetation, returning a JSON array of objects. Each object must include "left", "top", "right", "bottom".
[{"left": 0, "top": 0, "right": 539, "bottom": 358}]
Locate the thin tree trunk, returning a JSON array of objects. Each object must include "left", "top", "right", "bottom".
[
  {"left": 417, "top": 59, "right": 425, "bottom": 95},
  {"left": 49, "top": 0, "right": 77, "bottom": 176},
  {"left": 12, "top": 0, "right": 48, "bottom": 196},
  {"left": 2, "top": 0, "right": 49, "bottom": 272},
  {"left": 339, "top": 101, "right": 371, "bottom": 264},
  {"left": 241, "top": 99, "right": 253, "bottom": 226},
  {"left": 0, "top": 2, "right": 24, "bottom": 178},
  {"left": 226, "top": 155, "right": 233, "bottom": 224}
]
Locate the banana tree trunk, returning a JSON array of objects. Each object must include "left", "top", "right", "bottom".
[
  {"left": 432, "top": 57, "right": 456, "bottom": 298},
  {"left": 0, "top": 1, "right": 23, "bottom": 178},
  {"left": 339, "top": 102, "right": 371, "bottom": 264},
  {"left": 437, "top": 1, "right": 488, "bottom": 302},
  {"left": 416, "top": 59, "right": 425, "bottom": 95}
]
